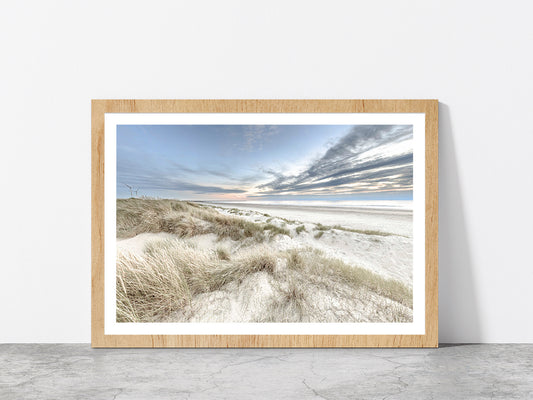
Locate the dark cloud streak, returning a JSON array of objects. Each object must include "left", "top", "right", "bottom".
[{"left": 257, "top": 125, "right": 413, "bottom": 196}]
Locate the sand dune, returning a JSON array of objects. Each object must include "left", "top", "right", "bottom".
[
  {"left": 209, "top": 203, "right": 413, "bottom": 286},
  {"left": 116, "top": 199, "right": 413, "bottom": 323},
  {"left": 206, "top": 201, "right": 413, "bottom": 237}
]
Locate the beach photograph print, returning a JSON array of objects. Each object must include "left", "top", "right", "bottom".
[{"left": 113, "top": 120, "right": 420, "bottom": 328}]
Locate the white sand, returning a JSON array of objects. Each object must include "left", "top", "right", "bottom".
[
  {"left": 208, "top": 202, "right": 413, "bottom": 237},
  {"left": 117, "top": 202, "right": 413, "bottom": 323},
  {"left": 172, "top": 266, "right": 410, "bottom": 323},
  {"left": 211, "top": 203, "right": 413, "bottom": 286},
  {"left": 117, "top": 204, "right": 413, "bottom": 285}
]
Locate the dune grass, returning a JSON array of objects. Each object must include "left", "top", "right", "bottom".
[
  {"left": 284, "top": 249, "right": 412, "bottom": 308},
  {"left": 314, "top": 231, "right": 324, "bottom": 239},
  {"left": 313, "top": 222, "right": 397, "bottom": 237},
  {"left": 262, "top": 223, "right": 290, "bottom": 236},
  {"left": 216, "top": 246, "right": 231, "bottom": 261},
  {"left": 259, "top": 279, "right": 307, "bottom": 323},
  {"left": 117, "top": 238, "right": 412, "bottom": 323},
  {"left": 116, "top": 198, "right": 412, "bottom": 323},
  {"left": 117, "top": 240, "right": 276, "bottom": 322},
  {"left": 295, "top": 225, "right": 306, "bottom": 235},
  {"left": 117, "top": 198, "right": 289, "bottom": 242}
]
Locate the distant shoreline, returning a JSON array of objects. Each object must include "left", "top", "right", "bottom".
[
  {"left": 116, "top": 197, "right": 413, "bottom": 213},
  {"left": 201, "top": 201, "right": 413, "bottom": 216}
]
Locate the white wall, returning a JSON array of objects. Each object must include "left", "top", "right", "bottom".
[{"left": 1, "top": 0, "right": 531, "bottom": 343}]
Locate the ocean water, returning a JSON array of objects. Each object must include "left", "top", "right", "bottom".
[{"left": 210, "top": 200, "right": 413, "bottom": 211}]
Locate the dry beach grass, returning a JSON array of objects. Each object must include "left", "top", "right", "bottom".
[{"left": 116, "top": 198, "right": 413, "bottom": 323}]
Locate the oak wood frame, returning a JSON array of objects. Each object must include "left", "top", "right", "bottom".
[{"left": 92, "top": 99, "right": 438, "bottom": 348}]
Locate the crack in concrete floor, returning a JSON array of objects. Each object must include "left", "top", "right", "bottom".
[{"left": 0, "top": 344, "right": 532, "bottom": 399}]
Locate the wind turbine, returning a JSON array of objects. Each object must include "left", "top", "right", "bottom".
[{"left": 124, "top": 183, "right": 134, "bottom": 197}]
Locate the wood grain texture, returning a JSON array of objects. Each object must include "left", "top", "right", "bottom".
[{"left": 91, "top": 99, "right": 438, "bottom": 348}]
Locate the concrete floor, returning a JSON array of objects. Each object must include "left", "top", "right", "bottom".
[{"left": 0, "top": 344, "right": 531, "bottom": 399}]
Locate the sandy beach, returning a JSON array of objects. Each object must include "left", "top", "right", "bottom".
[
  {"left": 116, "top": 199, "right": 413, "bottom": 324},
  {"left": 207, "top": 202, "right": 413, "bottom": 285},
  {"left": 208, "top": 202, "right": 413, "bottom": 237}
]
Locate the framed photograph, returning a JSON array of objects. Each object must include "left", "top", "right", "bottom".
[{"left": 92, "top": 100, "right": 438, "bottom": 347}]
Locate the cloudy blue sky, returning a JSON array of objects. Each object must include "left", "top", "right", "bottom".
[{"left": 116, "top": 124, "right": 413, "bottom": 201}]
